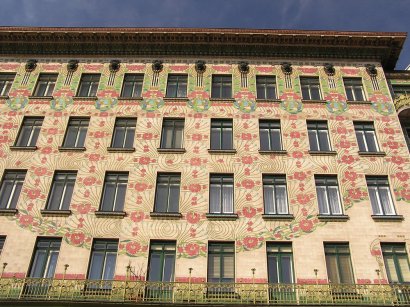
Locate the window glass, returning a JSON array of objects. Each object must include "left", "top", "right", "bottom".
[
  {"left": 111, "top": 119, "right": 136, "bottom": 148},
  {"left": 315, "top": 176, "right": 342, "bottom": 215},
  {"left": 33, "top": 74, "right": 58, "bottom": 97},
  {"left": 211, "top": 75, "right": 232, "bottom": 99},
  {"left": 99, "top": 173, "right": 128, "bottom": 212},
  {"left": 259, "top": 120, "right": 282, "bottom": 151},
  {"left": 121, "top": 74, "right": 143, "bottom": 98},
  {"left": 263, "top": 175, "right": 288, "bottom": 215},
  {"left": 354, "top": 122, "right": 380, "bottom": 152},
  {"left": 210, "top": 175, "right": 234, "bottom": 214},
  {"left": 324, "top": 243, "right": 354, "bottom": 284},
  {"left": 307, "top": 121, "right": 331, "bottom": 151},
  {"left": 29, "top": 238, "right": 61, "bottom": 278},
  {"left": 88, "top": 239, "right": 118, "bottom": 282},
  {"left": 166, "top": 75, "right": 187, "bottom": 98},
  {"left": 366, "top": 176, "right": 396, "bottom": 216},
  {"left": 15, "top": 117, "right": 44, "bottom": 147},
  {"left": 208, "top": 242, "right": 235, "bottom": 283},
  {"left": 0, "top": 171, "right": 26, "bottom": 209},
  {"left": 154, "top": 174, "right": 181, "bottom": 213},
  {"left": 160, "top": 119, "right": 184, "bottom": 149},
  {"left": 344, "top": 78, "right": 365, "bottom": 101},
  {"left": 256, "top": 76, "right": 277, "bottom": 99},
  {"left": 77, "top": 74, "right": 100, "bottom": 97},
  {"left": 0, "top": 74, "right": 15, "bottom": 96},
  {"left": 300, "top": 77, "right": 321, "bottom": 100},
  {"left": 211, "top": 119, "right": 233, "bottom": 150}
]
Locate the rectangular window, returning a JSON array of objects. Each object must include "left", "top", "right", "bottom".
[
  {"left": 344, "top": 78, "right": 365, "bottom": 101},
  {"left": 210, "top": 119, "right": 233, "bottom": 150},
  {"left": 366, "top": 176, "right": 396, "bottom": 216},
  {"left": 77, "top": 74, "right": 100, "bottom": 97},
  {"left": 111, "top": 118, "right": 136, "bottom": 148},
  {"left": 88, "top": 239, "right": 118, "bottom": 281},
  {"left": 45, "top": 171, "right": 76, "bottom": 211},
  {"left": 382, "top": 243, "right": 410, "bottom": 283},
  {"left": 33, "top": 74, "right": 58, "bottom": 97},
  {"left": 208, "top": 242, "right": 235, "bottom": 283},
  {"left": 393, "top": 85, "right": 410, "bottom": 99},
  {"left": 354, "top": 122, "right": 380, "bottom": 152},
  {"left": 147, "top": 241, "right": 176, "bottom": 282},
  {"left": 307, "top": 121, "right": 331, "bottom": 151},
  {"left": 324, "top": 243, "right": 354, "bottom": 284},
  {"left": 211, "top": 75, "right": 232, "bottom": 99},
  {"left": 0, "top": 170, "right": 26, "bottom": 210},
  {"left": 15, "top": 117, "right": 43, "bottom": 147},
  {"left": 315, "top": 176, "right": 343, "bottom": 215},
  {"left": 154, "top": 173, "right": 181, "bottom": 213},
  {"left": 121, "top": 74, "right": 143, "bottom": 98},
  {"left": 99, "top": 173, "right": 128, "bottom": 212},
  {"left": 160, "top": 119, "right": 184, "bottom": 149},
  {"left": 263, "top": 175, "right": 288, "bottom": 215},
  {"left": 267, "top": 243, "right": 294, "bottom": 283},
  {"left": 62, "top": 117, "right": 89, "bottom": 148},
  {"left": 256, "top": 76, "right": 277, "bottom": 99},
  {"left": 0, "top": 73, "right": 15, "bottom": 96},
  {"left": 300, "top": 77, "right": 321, "bottom": 100},
  {"left": 29, "top": 238, "right": 61, "bottom": 278},
  {"left": 166, "top": 74, "right": 187, "bottom": 98},
  {"left": 0, "top": 236, "right": 5, "bottom": 255},
  {"left": 209, "top": 174, "right": 234, "bottom": 214},
  {"left": 259, "top": 120, "right": 282, "bottom": 151}
]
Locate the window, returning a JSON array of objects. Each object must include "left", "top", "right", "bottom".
[
  {"left": 77, "top": 74, "right": 100, "bottom": 97},
  {"left": 366, "top": 176, "right": 396, "bottom": 216},
  {"left": 154, "top": 173, "right": 181, "bottom": 213},
  {"left": 0, "top": 170, "right": 26, "bottom": 210},
  {"left": 147, "top": 242, "right": 176, "bottom": 282},
  {"left": 14, "top": 117, "right": 43, "bottom": 147},
  {"left": 324, "top": 243, "right": 354, "bottom": 284},
  {"left": 267, "top": 243, "right": 294, "bottom": 283},
  {"left": 0, "top": 73, "right": 15, "bottom": 96},
  {"left": 392, "top": 85, "right": 410, "bottom": 98},
  {"left": 315, "top": 176, "right": 343, "bottom": 216},
  {"left": 354, "top": 122, "right": 380, "bottom": 152},
  {"left": 210, "top": 119, "right": 233, "bottom": 150},
  {"left": 300, "top": 77, "right": 321, "bottom": 100},
  {"left": 45, "top": 172, "right": 76, "bottom": 211},
  {"left": 0, "top": 236, "right": 5, "bottom": 255},
  {"left": 263, "top": 175, "right": 288, "bottom": 215},
  {"left": 99, "top": 173, "right": 128, "bottom": 212},
  {"left": 208, "top": 242, "right": 235, "bottom": 283},
  {"left": 29, "top": 238, "right": 61, "bottom": 278},
  {"left": 160, "top": 119, "right": 184, "bottom": 149},
  {"left": 88, "top": 239, "right": 118, "bottom": 281},
  {"left": 111, "top": 118, "right": 136, "bottom": 149},
  {"left": 307, "top": 121, "right": 331, "bottom": 152},
  {"left": 259, "top": 120, "right": 282, "bottom": 151},
  {"left": 344, "top": 78, "right": 365, "bottom": 101},
  {"left": 33, "top": 74, "right": 57, "bottom": 97},
  {"left": 211, "top": 75, "right": 232, "bottom": 99},
  {"left": 121, "top": 74, "right": 143, "bottom": 98},
  {"left": 62, "top": 117, "right": 89, "bottom": 148},
  {"left": 382, "top": 243, "right": 410, "bottom": 283},
  {"left": 256, "top": 76, "right": 277, "bottom": 99},
  {"left": 166, "top": 74, "right": 187, "bottom": 98},
  {"left": 209, "top": 174, "right": 233, "bottom": 214}
]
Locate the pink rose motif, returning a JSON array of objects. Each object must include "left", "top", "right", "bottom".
[
  {"left": 396, "top": 172, "right": 409, "bottom": 182},
  {"left": 348, "top": 188, "right": 363, "bottom": 200},
  {"left": 130, "top": 211, "right": 145, "bottom": 223},
  {"left": 384, "top": 128, "right": 394, "bottom": 135},
  {"left": 371, "top": 249, "right": 382, "bottom": 256},
  {"left": 297, "top": 194, "right": 311, "bottom": 205},
  {"left": 391, "top": 156, "right": 405, "bottom": 165},
  {"left": 0, "top": 136, "right": 9, "bottom": 144},
  {"left": 339, "top": 140, "right": 351, "bottom": 148},
  {"left": 188, "top": 184, "right": 201, "bottom": 193},
  {"left": 242, "top": 207, "right": 256, "bottom": 218},
  {"left": 186, "top": 212, "right": 200, "bottom": 224},
  {"left": 126, "top": 242, "right": 141, "bottom": 255},
  {"left": 47, "top": 128, "right": 58, "bottom": 135},
  {"left": 27, "top": 189, "right": 41, "bottom": 200},
  {"left": 385, "top": 141, "right": 399, "bottom": 150},
  {"left": 69, "top": 232, "right": 85, "bottom": 245},
  {"left": 142, "top": 133, "right": 153, "bottom": 140},
  {"left": 400, "top": 189, "right": 410, "bottom": 200},
  {"left": 337, "top": 127, "right": 347, "bottom": 134},
  {"left": 94, "top": 131, "right": 105, "bottom": 138},
  {"left": 19, "top": 215, "right": 34, "bottom": 227},
  {"left": 341, "top": 155, "right": 355, "bottom": 164},
  {"left": 3, "top": 123, "right": 13, "bottom": 129},
  {"left": 41, "top": 147, "right": 52, "bottom": 154},
  {"left": 243, "top": 237, "right": 259, "bottom": 249},
  {"left": 185, "top": 243, "right": 200, "bottom": 257},
  {"left": 290, "top": 131, "right": 301, "bottom": 138},
  {"left": 241, "top": 156, "right": 253, "bottom": 164},
  {"left": 293, "top": 172, "right": 307, "bottom": 181},
  {"left": 241, "top": 179, "right": 255, "bottom": 189},
  {"left": 192, "top": 134, "right": 202, "bottom": 141},
  {"left": 299, "top": 219, "right": 314, "bottom": 232},
  {"left": 189, "top": 158, "right": 202, "bottom": 166},
  {"left": 134, "top": 183, "right": 148, "bottom": 192},
  {"left": 292, "top": 151, "right": 303, "bottom": 159},
  {"left": 76, "top": 204, "right": 92, "bottom": 214},
  {"left": 34, "top": 167, "right": 47, "bottom": 176},
  {"left": 344, "top": 171, "right": 358, "bottom": 182},
  {"left": 138, "top": 157, "right": 151, "bottom": 165},
  {"left": 83, "top": 177, "right": 97, "bottom": 186},
  {"left": 241, "top": 133, "right": 252, "bottom": 140},
  {"left": 88, "top": 154, "right": 101, "bottom": 162}
]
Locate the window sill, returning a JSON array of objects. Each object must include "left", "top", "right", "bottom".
[
  {"left": 206, "top": 213, "right": 238, "bottom": 220},
  {"left": 150, "top": 212, "right": 182, "bottom": 219},
  {"left": 0, "top": 208, "right": 18, "bottom": 215},
  {"left": 372, "top": 215, "right": 404, "bottom": 222},
  {"left": 301, "top": 99, "right": 327, "bottom": 104},
  {"left": 163, "top": 97, "right": 189, "bottom": 101},
  {"left": 28, "top": 96, "right": 53, "bottom": 100},
  {"left": 0, "top": 95, "right": 9, "bottom": 99},
  {"left": 347, "top": 100, "right": 372, "bottom": 105},
  {"left": 40, "top": 209, "right": 72, "bottom": 217},
  {"left": 107, "top": 147, "right": 136, "bottom": 153},
  {"left": 258, "top": 150, "right": 287, "bottom": 155},
  {"left": 73, "top": 96, "right": 98, "bottom": 101},
  {"left": 117, "top": 96, "right": 142, "bottom": 101},
  {"left": 262, "top": 214, "right": 294, "bottom": 221},
  {"left": 157, "top": 148, "right": 186, "bottom": 154},
  {"left": 10, "top": 146, "right": 37, "bottom": 151},
  {"left": 95, "top": 211, "right": 126, "bottom": 218},
  {"left": 358, "top": 151, "right": 386, "bottom": 157},
  {"left": 208, "top": 149, "right": 237, "bottom": 155},
  {"left": 317, "top": 214, "right": 349, "bottom": 221},
  {"left": 255, "top": 99, "right": 281, "bottom": 103},
  {"left": 209, "top": 98, "right": 235, "bottom": 102},
  {"left": 58, "top": 146, "right": 86, "bottom": 152},
  {"left": 309, "top": 150, "right": 337, "bottom": 156}
]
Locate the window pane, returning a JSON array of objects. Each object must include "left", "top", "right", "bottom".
[
  {"left": 163, "top": 254, "right": 175, "bottom": 282},
  {"left": 9, "top": 181, "right": 23, "bottom": 209},
  {"left": 30, "top": 250, "right": 47, "bottom": 278},
  {"left": 161, "top": 126, "right": 173, "bottom": 148},
  {"left": 325, "top": 254, "right": 340, "bottom": 283},
  {"left": 281, "top": 256, "right": 293, "bottom": 283},
  {"left": 112, "top": 127, "right": 125, "bottom": 148},
  {"left": 368, "top": 187, "right": 382, "bottom": 215},
  {"left": 148, "top": 254, "right": 162, "bottom": 281},
  {"left": 355, "top": 131, "right": 366, "bottom": 151},
  {"left": 29, "top": 127, "right": 41, "bottom": 147},
  {"left": 88, "top": 252, "right": 104, "bottom": 280},
  {"left": 222, "top": 128, "right": 232, "bottom": 150},
  {"left": 398, "top": 256, "right": 410, "bottom": 282},
  {"left": 260, "top": 129, "right": 270, "bottom": 151},
  {"left": 210, "top": 184, "right": 221, "bottom": 213},
  {"left": 276, "top": 186, "right": 288, "bottom": 214},
  {"left": 222, "top": 184, "right": 233, "bottom": 213},
  {"left": 222, "top": 254, "right": 234, "bottom": 280},
  {"left": 77, "top": 128, "right": 87, "bottom": 147},
  {"left": 208, "top": 254, "right": 220, "bottom": 280},
  {"left": 345, "top": 88, "right": 354, "bottom": 101},
  {"left": 384, "top": 256, "right": 399, "bottom": 283},
  {"left": 365, "top": 131, "right": 378, "bottom": 152},
  {"left": 318, "top": 130, "right": 330, "bottom": 151},
  {"left": 0, "top": 181, "right": 14, "bottom": 209},
  {"left": 168, "top": 184, "right": 180, "bottom": 212},
  {"left": 339, "top": 255, "right": 354, "bottom": 283},
  {"left": 103, "top": 253, "right": 117, "bottom": 280},
  {"left": 211, "top": 128, "right": 221, "bottom": 150},
  {"left": 155, "top": 184, "right": 168, "bottom": 212},
  {"left": 45, "top": 251, "right": 59, "bottom": 278},
  {"left": 379, "top": 187, "right": 395, "bottom": 215},
  {"left": 317, "top": 186, "right": 329, "bottom": 214},
  {"left": 101, "top": 183, "right": 116, "bottom": 211},
  {"left": 264, "top": 185, "right": 275, "bottom": 214},
  {"left": 328, "top": 186, "right": 342, "bottom": 215},
  {"left": 308, "top": 130, "right": 319, "bottom": 151},
  {"left": 268, "top": 255, "right": 279, "bottom": 283},
  {"left": 124, "top": 127, "right": 135, "bottom": 148},
  {"left": 174, "top": 127, "right": 183, "bottom": 148},
  {"left": 48, "top": 182, "right": 65, "bottom": 210}
]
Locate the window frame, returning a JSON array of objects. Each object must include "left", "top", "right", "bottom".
[
  {"left": 99, "top": 172, "right": 128, "bottom": 212},
  {"left": 62, "top": 117, "right": 90, "bottom": 148},
  {"left": 256, "top": 76, "right": 277, "bottom": 100},
  {"left": 14, "top": 116, "right": 44, "bottom": 147},
  {"left": 153, "top": 173, "right": 181, "bottom": 213},
  {"left": 210, "top": 119, "right": 234, "bottom": 150},
  {"left": 324, "top": 243, "right": 355, "bottom": 284},
  {"left": 33, "top": 73, "right": 58, "bottom": 97},
  {"left": 44, "top": 171, "right": 77, "bottom": 211},
  {"left": 165, "top": 74, "right": 188, "bottom": 98},
  {"left": 0, "top": 73, "right": 15, "bottom": 96},
  {"left": 0, "top": 236, "right": 5, "bottom": 256},
  {"left": 266, "top": 242, "right": 294, "bottom": 284},
  {"left": 28, "top": 237, "right": 61, "bottom": 278},
  {"left": 160, "top": 118, "right": 185, "bottom": 149},
  {"left": 262, "top": 174, "right": 289, "bottom": 215},
  {"left": 0, "top": 170, "right": 26, "bottom": 210},
  {"left": 315, "top": 175, "right": 343, "bottom": 216},
  {"left": 366, "top": 176, "right": 397, "bottom": 216},
  {"left": 110, "top": 118, "right": 137, "bottom": 149},
  {"left": 87, "top": 239, "right": 118, "bottom": 282},
  {"left": 120, "top": 73, "right": 144, "bottom": 98},
  {"left": 147, "top": 241, "right": 177, "bottom": 282},
  {"left": 300, "top": 76, "right": 322, "bottom": 101},
  {"left": 207, "top": 242, "right": 235, "bottom": 283},
  {"left": 381, "top": 243, "right": 410, "bottom": 284},
  {"left": 211, "top": 75, "right": 232, "bottom": 99},
  {"left": 259, "top": 120, "right": 282, "bottom": 151},
  {"left": 209, "top": 174, "right": 234, "bottom": 214},
  {"left": 343, "top": 77, "right": 366, "bottom": 102},
  {"left": 307, "top": 120, "right": 332, "bottom": 152},
  {"left": 76, "top": 74, "right": 101, "bottom": 97},
  {"left": 354, "top": 121, "right": 380, "bottom": 153}
]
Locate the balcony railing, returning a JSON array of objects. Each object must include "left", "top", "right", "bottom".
[{"left": 0, "top": 277, "right": 409, "bottom": 305}]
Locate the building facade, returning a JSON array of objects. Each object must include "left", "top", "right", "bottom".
[{"left": 0, "top": 27, "right": 409, "bottom": 305}]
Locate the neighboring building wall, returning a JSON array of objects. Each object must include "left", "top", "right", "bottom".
[{"left": 0, "top": 59, "right": 409, "bottom": 285}]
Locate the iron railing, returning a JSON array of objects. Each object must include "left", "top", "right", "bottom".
[{"left": 0, "top": 277, "right": 409, "bottom": 305}]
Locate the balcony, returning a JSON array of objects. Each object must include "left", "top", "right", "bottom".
[{"left": 0, "top": 277, "right": 409, "bottom": 306}]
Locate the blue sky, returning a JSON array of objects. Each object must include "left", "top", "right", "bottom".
[{"left": 1, "top": 0, "right": 409, "bottom": 69}]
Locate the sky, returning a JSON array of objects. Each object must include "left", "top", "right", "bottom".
[{"left": 0, "top": 0, "right": 409, "bottom": 69}]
